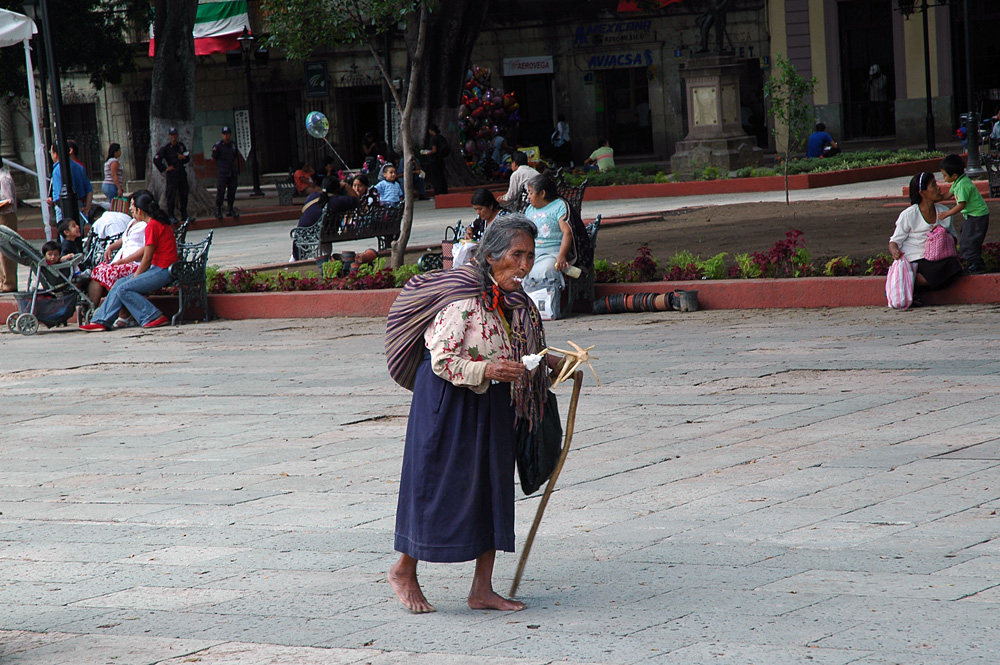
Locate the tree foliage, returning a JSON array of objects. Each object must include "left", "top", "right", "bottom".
[
  {"left": 262, "top": 0, "right": 488, "bottom": 268},
  {"left": 263, "top": 0, "right": 421, "bottom": 61},
  {"left": 764, "top": 53, "right": 817, "bottom": 204},
  {"left": 0, "top": 0, "right": 149, "bottom": 97}
]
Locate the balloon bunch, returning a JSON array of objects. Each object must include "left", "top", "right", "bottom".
[{"left": 458, "top": 64, "right": 521, "bottom": 161}]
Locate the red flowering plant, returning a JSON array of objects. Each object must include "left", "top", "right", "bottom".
[
  {"left": 750, "top": 229, "right": 814, "bottom": 278},
  {"left": 865, "top": 253, "right": 893, "bottom": 276}
]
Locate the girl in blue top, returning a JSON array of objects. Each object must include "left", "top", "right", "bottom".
[
  {"left": 522, "top": 173, "right": 572, "bottom": 293},
  {"left": 373, "top": 163, "right": 404, "bottom": 206}
]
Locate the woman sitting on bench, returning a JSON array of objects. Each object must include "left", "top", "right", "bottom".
[{"left": 81, "top": 191, "right": 177, "bottom": 331}]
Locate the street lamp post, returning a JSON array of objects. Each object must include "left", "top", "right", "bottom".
[
  {"left": 23, "top": 0, "right": 78, "bottom": 226},
  {"left": 960, "top": 0, "right": 985, "bottom": 178},
  {"left": 237, "top": 27, "right": 264, "bottom": 197}
]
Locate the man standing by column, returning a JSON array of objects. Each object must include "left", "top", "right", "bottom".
[
  {"left": 153, "top": 127, "right": 191, "bottom": 224},
  {"left": 48, "top": 143, "right": 92, "bottom": 223},
  {"left": 0, "top": 156, "right": 17, "bottom": 292},
  {"left": 211, "top": 126, "right": 242, "bottom": 219}
]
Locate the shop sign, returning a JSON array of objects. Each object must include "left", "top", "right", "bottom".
[
  {"left": 305, "top": 61, "right": 329, "bottom": 99},
  {"left": 234, "top": 109, "right": 251, "bottom": 156},
  {"left": 586, "top": 49, "right": 653, "bottom": 70},
  {"left": 503, "top": 56, "right": 554, "bottom": 77},
  {"left": 573, "top": 20, "right": 652, "bottom": 48}
]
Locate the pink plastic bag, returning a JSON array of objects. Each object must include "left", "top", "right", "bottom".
[
  {"left": 886, "top": 258, "right": 915, "bottom": 310},
  {"left": 924, "top": 225, "right": 957, "bottom": 261}
]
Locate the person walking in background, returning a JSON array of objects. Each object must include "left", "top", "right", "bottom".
[
  {"left": 48, "top": 142, "right": 93, "bottom": 222},
  {"left": 152, "top": 127, "right": 191, "bottom": 224},
  {"left": 0, "top": 156, "right": 17, "bottom": 292},
  {"left": 550, "top": 114, "right": 572, "bottom": 165},
  {"left": 102, "top": 143, "right": 125, "bottom": 203},
  {"left": 422, "top": 125, "right": 449, "bottom": 197},
  {"left": 212, "top": 126, "right": 243, "bottom": 220}
]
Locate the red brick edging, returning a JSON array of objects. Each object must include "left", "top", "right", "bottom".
[{"left": 4, "top": 273, "right": 999, "bottom": 328}]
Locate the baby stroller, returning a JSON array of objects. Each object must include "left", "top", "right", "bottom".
[{"left": 0, "top": 226, "right": 95, "bottom": 335}]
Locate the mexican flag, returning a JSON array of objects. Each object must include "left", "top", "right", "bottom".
[
  {"left": 617, "top": 0, "right": 683, "bottom": 10},
  {"left": 149, "top": 0, "right": 251, "bottom": 57}
]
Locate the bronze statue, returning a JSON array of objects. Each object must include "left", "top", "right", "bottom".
[{"left": 696, "top": 0, "right": 730, "bottom": 54}]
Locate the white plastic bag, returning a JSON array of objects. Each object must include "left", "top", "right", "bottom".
[
  {"left": 527, "top": 287, "right": 560, "bottom": 321},
  {"left": 885, "top": 258, "right": 915, "bottom": 310},
  {"left": 452, "top": 240, "right": 477, "bottom": 268}
]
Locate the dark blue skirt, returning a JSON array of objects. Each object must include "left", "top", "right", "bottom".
[{"left": 394, "top": 355, "right": 515, "bottom": 562}]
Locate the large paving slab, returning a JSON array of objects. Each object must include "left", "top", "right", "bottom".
[{"left": 2, "top": 303, "right": 1000, "bottom": 664}]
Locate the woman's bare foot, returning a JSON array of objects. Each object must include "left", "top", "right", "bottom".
[
  {"left": 468, "top": 589, "right": 526, "bottom": 611},
  {"left": 388, "top": 559, "right": 435, "bottom": 613}
]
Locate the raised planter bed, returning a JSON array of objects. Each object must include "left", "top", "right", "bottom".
[
  {"left": 5, "top": 272, "right": 999, "bottom": 327},
  {"left": 595, "top": 273, "right": 1000, "bottom": 309},
  {"left": 433, "top": 157, "right": 944, "bottom": 209}
]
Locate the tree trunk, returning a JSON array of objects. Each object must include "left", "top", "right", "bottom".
[
  {"left": 148, "top": 0, "right": 214, "bottom": 217},
  {"left": 405, "top": 0, "right": 489, "bottom": 189}
]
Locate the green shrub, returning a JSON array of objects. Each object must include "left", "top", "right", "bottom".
[
  {"left": 824, "top": 256, "right": 860, "bottom": 277},
  {"left": 695, "top": 165, "right": 729, "bottom": 181},
  {"left": 322, "top": 259, "right": 344, "bottom": 279},
  {"left": 733, "top": 252, "right": 762, "bottom": 279},
  {"left": 356, "top": 257, "right": 386, "bottom": 278},
  {"left": 736, "top": 166, "right": 778, "bottom": 178},
  {"left": 667, "top": 250, "right": 698, "bottom": 269},
  {"left": 392, "top": 263, "right": 423, "bottom": 287},
  {"left": 784, "top": 149, "right": 943, "bottom": 175},
  {"left": 699, "top": 253, "right": 728, "bottom": 280}
]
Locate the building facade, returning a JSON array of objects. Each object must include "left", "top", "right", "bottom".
[{"left": 7, "top": 0, "right": 1000, "bottom": 198}]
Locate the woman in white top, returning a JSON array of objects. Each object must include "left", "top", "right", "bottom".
[
  {"left": 103, "top": 143, "right": 124, "bottom": 201},
  {"left": 87, "top": 194, "right": 148, "bottom": 320},
  {"left": 889, "top": 171, "right": 962, "bottom": 296}
]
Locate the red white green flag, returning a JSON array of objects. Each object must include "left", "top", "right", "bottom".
[{"left": 149, "top": 0, "right": 251, "bottom": 57}]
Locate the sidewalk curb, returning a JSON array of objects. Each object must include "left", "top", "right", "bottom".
[{"left": 5, "top": 274, "right": 997, "bottom": 326}]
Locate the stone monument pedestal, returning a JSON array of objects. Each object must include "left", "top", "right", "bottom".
[{"left": 670, "top": 55, "right": 762, "bottom": 177}]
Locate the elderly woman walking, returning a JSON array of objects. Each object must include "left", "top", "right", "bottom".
[{"left": 385, "top": 215, "right": 561, "bottom": 613}]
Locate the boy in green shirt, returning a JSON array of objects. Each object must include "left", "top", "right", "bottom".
[{"left": 940, "top": 153, "right": 990, "bottom": 274}]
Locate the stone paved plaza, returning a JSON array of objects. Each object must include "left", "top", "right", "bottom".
[{"left": 2, "top": 305, "right": 1000, "bottom": 664}]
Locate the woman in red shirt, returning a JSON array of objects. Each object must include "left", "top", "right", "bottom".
[{"left": 81, "top": 190, "right": 178, "bottom": 331}]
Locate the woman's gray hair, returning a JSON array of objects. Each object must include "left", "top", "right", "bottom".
[{"left": 471, "top": 213, "right": 537, "bottom": 289}]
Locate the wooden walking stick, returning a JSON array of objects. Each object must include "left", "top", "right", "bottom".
[{"left": 509, "top": 369, "right": 584, "bottom": 598}]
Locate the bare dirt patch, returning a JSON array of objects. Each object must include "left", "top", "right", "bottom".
[{"left": 595, "top": 198, "right": 912, "bottom": 267}]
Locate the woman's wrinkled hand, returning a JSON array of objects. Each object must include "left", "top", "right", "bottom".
[
  {"left": 889, "top": 246, "right": 904, "bottom": 261},
  {"left": 485, "top": 359, "right": 526, "bottom": 382}
]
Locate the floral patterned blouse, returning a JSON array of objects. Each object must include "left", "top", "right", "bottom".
[{"left": 424, "top": 296, "right": 512, "bottom": 393}]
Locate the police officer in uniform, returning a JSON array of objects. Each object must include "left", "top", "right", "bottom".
[
  {"left": 152, "top": 127, "right": 191, "bottom": 224},
  {"left": 212, "top": 126, "right": 243, "bottom": 219}
]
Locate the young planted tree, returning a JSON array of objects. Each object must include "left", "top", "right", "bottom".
[
  {"left": 764, "top": 54, "right": 817, "bottom": 204},
  {"left": 262, "top": 0, "right": 488, "bottom": 268}
]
